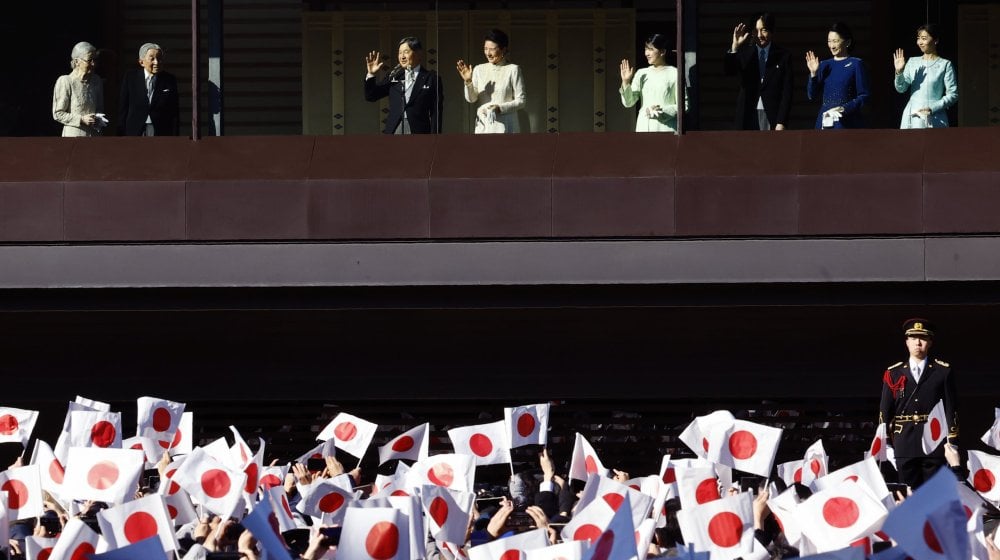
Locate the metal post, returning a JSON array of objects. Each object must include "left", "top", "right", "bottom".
[
  {"left": 675, "top": 0, "right": 683, "bottom": 134},
  {"left": 191, "top": 0, "right": 200, "bottom": 139}
]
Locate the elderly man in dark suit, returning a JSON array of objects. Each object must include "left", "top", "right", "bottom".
[
  {"left": 118, "top": 42, "right": 180, "bottom": 136},
  {"left": 363, "top": 37, "right": 442, "bottom": 134},
  {"left": 724, "top": 13, "right": 793, "bottom": 131}
]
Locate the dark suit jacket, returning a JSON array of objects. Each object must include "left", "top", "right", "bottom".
[
  {"left": 117, "top": 69, "right": 180, "bottom": 136},
  {"left": 364, "top": 67, "right": 442, "bottom": 134},
  {"left": 879, "top": 357, "right": 958, "bottom": 458},
  {"left": 723, "top": 44, "right": 793, "bottom": 130}
]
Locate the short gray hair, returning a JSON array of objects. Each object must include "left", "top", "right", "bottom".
[
  {"left": 70, "top": 42, "right": 97, "bottom": 69},
  {"left": 139, "top": 42, "right": 162, "bottom": 59}
]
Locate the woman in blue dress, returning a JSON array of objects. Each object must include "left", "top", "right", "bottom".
[
  {"left": 805, "top": 22, "right": 870, "bottom": 129},
  {"left": 892, "top": 24, "right": 958, "bottom": 129}
]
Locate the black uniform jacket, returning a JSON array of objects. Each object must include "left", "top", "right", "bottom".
[{"left": 879, "top": 357, "right": 958, "bottom": 458}]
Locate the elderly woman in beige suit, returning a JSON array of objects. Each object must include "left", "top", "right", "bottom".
[{"left": 52, "top": 42, "right": 105, "bottom": 136}]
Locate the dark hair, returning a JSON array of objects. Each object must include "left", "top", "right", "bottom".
[
  {"left": 645, "top": 33, "right": 670, "bottom": 52},
  {"left": 756, "top": 12, "right": 776, "bottom": 33},
  {"left": 484, "top": 28, "right": 509, "bottom": 50},
  {"left": 829, "top": 21, "right": 854, "bottom": 51},
  {"left": 398, "top": 36, "right": 423, "bottom": 52},
  {"left": 917, "top": 23, "right": 940, "bottom": 41}
]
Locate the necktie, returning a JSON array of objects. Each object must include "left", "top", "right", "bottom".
[
  {"left": 146, "top": 75, "right": 154, "bottom": 102},
  {"left": 404, "top": 69, "right": 415, "bottom": 101},
  {"left": 758, "top": 48, "right": 766, "bottom": 81}
]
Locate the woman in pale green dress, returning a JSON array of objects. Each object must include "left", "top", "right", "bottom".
[{"left": 620, "top": 34, "right": 686, "bottom": 132}]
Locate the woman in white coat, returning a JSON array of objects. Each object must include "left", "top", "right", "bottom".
[{"left": 456, "top": 29, "right": 526, "bottom": 133}]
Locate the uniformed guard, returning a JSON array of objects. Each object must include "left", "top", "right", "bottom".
[{"left": 879, "top": 318, "right": 958, "bottom": 488}]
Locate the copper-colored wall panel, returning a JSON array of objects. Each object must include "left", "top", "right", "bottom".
[
  {"left": 0, "top": 139, "right": 75, "bottom": 182},
  {"left": 553, "top": 132, "right": 678, "bottom": 178},
  {"left": 186, "top": 180, "right": 309, "bottom": 240},
  {"left": 429, "top": 178, "right": 551, "bottom": 237},
  {"left": 800, "top": 130, "right": 926, "bottom": 175},
  {"left": 0, "top": 182, "right": 64, "bottom": 241},
  {"left": 309, "top": 136, "right": 436, "bottom": 180},
  {"left": 64, "top": 181, "right": 186, "bottom": 241},
  {"left": 677, "top": 131, "right": 803, "bottom": 177},
  {"left": 431, "top": 134, "right": 557, "bottom": 178},
  {"left": 552, "top": 177, "right": 674, "bottom": 237},
  {"left": 66, "top": 138, "right": 192, "bottom": 181},
  {"left": 308, "top": 178, "right": 430, "bottom": 239},
  {"left": 924, "top": 128, "right": 1000, "bottom": 173},
  {"left": 675, "top": 175, "right": 798, "bottom": 236},
  {"left": 187, "top": 137, "right": 316, "bottom": 181},
  {"left": 798, "top": 174, "right": 923, "bottom": 235},
  {"left": 924, "top": 172, "right": 1000, "bottom": 233}
]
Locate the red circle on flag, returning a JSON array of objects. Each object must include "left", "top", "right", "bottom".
[
  {"left": 702, "top": 438, "right": 709, "bottom": 452},
  {"left": 573, "top": 523, "right": 603, "bottom": 544},
  {"left": 428, "top": 463, "right": 455, "bottom": 487},
  {"left": 260, "top": 474, "right": 282, "bottom": 490},
  {"left": 590, "top": 531, "right": 615, "bottom": 560},
  {"left": 499, "top": 550, "right": 521, "bottom": 560},
  {"left": 49, "top": 459, "right": 65, "bottom": 484},
  {"left": 170, "top": 428, "right": 183, "bottom": 449},
  {"left": 244, "top": 463, "right": 259, "bottom": 493},
  {"left": 923, "top": 520, "right": 943, "bottom": 553},
  {"left": 662, "top": 467, "right": 676, "bottom": 484},
  {"left": 809, "top": 459, "right": 822, "bottom": 475},
  {"left": 334, "top": 422, "right": 357, "bottom": 442},
  {"left": 281, "top": 495, "right": 294, "bottom": 518},
  {"left": 517, "top": 414, "right": 536, "bottom": 437},
  {"left": 158, "top": 440, "right": 171, "bottom": 449},
  {"left": 365, "top": 521, "right": 400, "bottom": 560},
  {"left": 392, "top": 436, "right": 415, "bottom": 452},
  {"left": 602, "top": 493, "right": 625, "bottom": 511},
  {"left": 964, "top": 505, "right": 974, "bottom": 520},
  {"left": 152, "top": 407, "right": 172, "bottom": 432},
  {"left": 844, "top": 475, "right": 859, "bottom": 483},
  {"left": 793, "top": 467, "right": 803, "bottom": 483},
  {"left": 0, "top": 414, "right": 18, "bottom": 435},
  {"left": 167, "top": 505, "right": 178, "bottom": 519},
  {"left": 974, "top": 469, "right": 995, "bottom": 492},
  {"left": 930, "top": 418, "right": 942, "bottom": 441},
  {"left": 728, "top": 430, "right": 758, "bottom": 460},
  {"left": 430, "top": 496, "right": 449, "bottom": 526},
  {"left": 822, "top": 497, "right": 860, "bottom": 528},
  {"left": 38, "top": 549, "right": 52, "bottom": 560},
  {"left": 201, "top": 469, "right": 232, "bottom": 499},
  {"left": 87, "top": 460, "right": 120, "bottom": 490},
  {"left": 1, "top": 479, "right": 28, "bottom": 509},
  {"left": 319, "top": 492, "right": 346, "bottom": 513},
  {"left": 70, "top": 543, "right": 95, "bottom": 560},
  {"left": 166, "top": 469, "right": 180, "bottom": 495},
  {"left": 584, "top": 455, "right": 598, "bottom": 474},
  {"left": 695, "top": 478, "right": 720, "bottom": 504},
  {"left": 91, "top": 421, "right": 117, "bottom": 448},
  {"left": 390, "top": 490, "right": 410, "bottom": 497},
  {"left": 469, "top": 433, "right": 493, "bottom": 457},
  {"left": 870, "top": 437, "right": 882, "bottom": 456},
  {"left": 707, "top": 511, "right": 743, "bottom": 548},
  {"left": 123, "top": 511, "right": 159, "bottom": 543}
]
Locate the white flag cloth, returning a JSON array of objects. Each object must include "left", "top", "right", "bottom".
[
  {"left": 449, "top": 421, "right": 512, "bottom": 466},
  {"left": 767, "top": 485, "right": 804, "bottom": 548},
  {"left": 171, "top": 447, "right": 247, "bottom": 517},
  {"left": 562, "top": 496, "right": 617, "bottom": 544},
  {"left": 706, "top": 419, "right": 783, "bottom": 477},
  {"left": 297, "top": 477, "right": 356, "bottom": 525},
  {"left": 405, "top": 453, "right": 476, "bottom": 493},
  {"left": 678, "top": 410, "right": 736, "bottom": 460},
  {"left": 354, "top": 496, "right": 426, "bottom": 560},
  {"left": 797, "top": 479, "right": 888, "bottom": 553},
  {"left": 97, "top": 493, "right": 179, "bottom": 553},
  {"left": 297, "top": 439, "right": 337, "bottom": 466},
  {"left": 49, "top": 517, "right": 102, "bottom": 560},
  {"left": 866, "top": 424, "right": 889, "bottom": 462},
  {"left": 240, "top": 490, "right": 294, "bottom": 560},
  {"left": 882, "top": 467, "right": 969, "bottom": 560},
  {"left": 569, "top": 432, "right": 609, "bottom": 482},
  {"left": 68, "top": 410, "right": 123, "bottom": 450},
  {"left": 795, "top": 548, "right": 865, "bottom": 560},
  {"left": 675, "top": 464, "right": 720, "bottom": 509},
  {"left": 580, "top": 493, "right": 638, "bottom": 560},
  {"left": 136, "top": 397, "right": 185, "bottom": 445},
  {"left": 340, "top": 506, "right": 411, "bottom": 560},
  {"left": 259, "top": 464, "right": 290, "bottom": 491},
  {"left": 317, "top": 412, "right": 378, "bottom": 459},
  {"left": 122, "top": 436, "right": 161, "bottom": 467},
  {"left": 777, "top": 459, "right": 805, "bottom": 486},
  {"left": 30, "top": 439, "right": 66, "bottom": 501},
  {"left": 0, "top": 497, "right": 8, "bottom": 555},
  {"left": 379, "top": 423, "right": 430, "bottom": 465},
  {"left": 980, "top": 408, "right": 1000, "bottom": 451},
  {"left": 504, "top": 403, "right": 550, "bottom": 447},
  {"left": 422, "top": 484, "right": 475, "bottom": 545},
  {"left": 0, "top": 406, "right": 39, "bottom": 447},
  {"left": 25, "top": 536, "right": 58, "bottom": 560},
  {"left": 54, "top": 399, "right": 110, "bottom": 464},
  {"left": 801, "top": 440, "right": 829, "bottom": 486},
  {"left": 160, "top": 484, "right": 198, "bottom": 526},
  {"left": 576, "top": 474, "right": 654, "bottom": 530},
  {"left": 677, "top": 492, "right": 754, "bottom": 558},
  {"left": 166, "top": 411, "right": 193, "bottom": 454},
  {"left": 469, "top": 528, "right": 550, "bottom": 560},
  {"left": 658, "top": 455, "right": 678, "bottom": 501},
  {"left": 265, "top": 485, "right": 298, "bottom": 532},
  {"left": 525, "top": 540, "right": 587, "bottom": 560},
  {"left": 0, "top": 464, "right": 43, "bottom": 520},
  {"left": 922, "top": 400, "right": 949, "bottom": 454},
  {"left": 812, "top": 458, "right": 891, "bottom": 506},
  {"left": 967, "top": 450, "right": 1000, "bottom": 503},
  {"left": 62, "top": 447, "right": 144, "bottom": 504}
]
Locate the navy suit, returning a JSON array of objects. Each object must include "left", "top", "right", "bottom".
[
  {"left": 117, "top": 68, "right": 180, "bottom": 136},
  {"left": 364, "top": 67, "right": 442, "bottom": 134},
  {"left": 723, "top": 44, "right": 793, "bottom": 130}
]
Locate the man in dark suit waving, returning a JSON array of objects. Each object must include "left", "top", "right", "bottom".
[
  {"left": 118, "top": 43, "right": 180, "bottom": 136},
  {"left": 363, "top": 37, "right": 442, "bottom": 134},
  {"left": 724, "top": 13, "right": 793, "bottom": 131}
]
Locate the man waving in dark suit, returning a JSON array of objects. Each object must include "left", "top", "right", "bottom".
[
  {"left": 118, "top": 43, "right": 180, "bottom": 136},
  {"left": 363, "top": 37, "right": 442, "bottom": 134},
  {"left": 724, "top": 13, "right": 793, "bottom": 131}
]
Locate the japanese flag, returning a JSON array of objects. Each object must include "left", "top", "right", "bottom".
[
  {"left": 379, "top": 423, "right": 430, "bottom": 465},
  {"left": 882, "top": 467, "right": 969, "bottom": 560},
  {"left": 68, "top": 410, "right": 122, "bottom": 450},
  {"left": 26, "top": 536, "right": 58, "bottom": 560},
  {"left": 676, "top": 492, "right": 754, "bottom": 558},
  {"left": 812, "top": 458, "right": 891, "bottom": 507},
  {"left": 675, "top": 464, "right": 720, "bottom": 509},
  {"left": 48, "top": 517, "right": 102, "bottom": 560},
  {"left": 581, "top": 493, "right": 638, "bottom": 560},
  {"left": 136, "top": 397, "right": 185, "bottom": 445},
  {"left": 658, "top": 455, "right": 678, "bottom": 501},
  {"left": 372, "top": 472, "right": 411, "bottom": 499},
  {"left": 62, "top": 447, "right": 144, "bottom": 504},
  {"left": 795, "top": 548, "right": 865, "bottom": 560},
  {"left": 297, "top": 439, "right": 337, "bottom": 466},
  {"left": 259, "top": 464, "right": 290, "bottom": 491},
  {"left": 866, "top": 424, "right": 889, "bottom": 462},
  {"left": 922, "top": 400, "right": 949, "bottom": 454},
  {"left": 122, "top": 436, "right": 160, "bottom": 467},
  {"left": 967, "top": 450, "right": 1000, "bottom": 503},
  {"left": 678, "top": 410, "right": 736, "bottom": 460},
  {"left": 469, "top": 528, "right": 550, "bottom": 560},
  {"left": 505, "top": 403, "right": 550, "bottom": 447},
  {"left": 767, "top": 485, "right": 804, "bottom": 548},
  {"left": 265, "top": 485, "right": 298, "bottom": 532},
  {"left": 801, "top": 440, "right": 829, "bottom": 486},
  {"left": 388, "top": 494, "right": 428, "bottom": 560},
  {"left": 97, "top": 493, "right": 179, "bottom": 553},
  {"left": 562, "top": 496, "right": 616, "bottom": 544},
  {"left": 635, "top": 518, "right": 659, "bottom": 560},
  {"left": 229, "top": 425, "right": 255, "bottom": 468},
  {"left": 422, "top": 484, "right": 475, "bottom": 546},
  {"left": 797, "top": 479, "right": 888, "bottom": 552},
  {"left": 88, "top": 536, "right": 169, "bottom": 560},
  {"left": 405, "top": 453, "right": 476, "bottom": 493},
  {"left": 159, "top": 479, "right": 198, "bottom": 527},
  {"left": 777, "top": 459, "right": 805, "bottom": 486},
  {"left": 0, "top": 464, "right": 43, "bottom": 520},
  {"left": 526, "top": 540, "right": 587, "bottom": 560},
  {"left": 339, "top": 506, "right": 411, "bottom": 560},
  {"left": 0, "top": 407, "right": 38, "bottom": 447},
  {"left": 171, "top": 447, "right": 247, "bottom": 517},
  {"left": 707, "top": 419, "right": 783, "bottom": 477},
  {"left": 30, "top": 439, "right": 65, "bottom": 501},
  {"left": 54, "top": 398, "right": 111, "bottom": 464},
  {"left": 240, "top": 489, "right": 294, "bottom": 560},
  {"left": 980, "top": 408, "right": 1000, "bottom": 451},
  {"left": 449, "top": 421, "right": 511, "bottom": 466},
  {"left": 166, "top": 411, "right": 193, "bottom": 455},
  {"left": 0, "top": 496, "right": 7, "bottom": 552},
  {"left": 569, "top": 432, "right": 609, "bottom": 482},
  {"left": 297, "top": 477, "right": 356, "bottom": 525},
  {"left": 576, "top": 474, "right": 654, "bottom": 530},
  {"left": 318, "top": 412, "right": 378, "bottom": 459}
]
